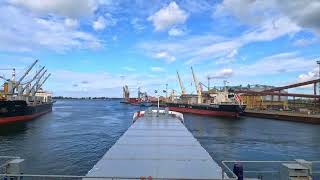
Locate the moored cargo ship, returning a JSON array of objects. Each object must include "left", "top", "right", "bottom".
[
  {"left": 166, "top": 102, "right": 245, "bottom": 117},
  {"left": 165, "top": 67, "right": 246, "bottom": 117},
  {"left": 0, "top": 60, "right": 53, "bottom": 125}
]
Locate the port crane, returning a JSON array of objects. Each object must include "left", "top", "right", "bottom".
[
  {"left": 191, "top": 67, "right": 202, "bottom": 104},
  {"left": 21, "top": 66, "right": 45, "bottom": 94},
  {"left": 176, "top": 71, "right": 186, "bottom": 95},
  {"left": 33, "top": 73, "right": 51, "bottom": 96},
  {"left": 26, "top": 69, "right": 47, "bottom": 96},
  {"left": 11, "top": 60, "right": 38, "bottom": 94}
]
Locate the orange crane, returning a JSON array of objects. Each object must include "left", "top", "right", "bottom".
[{"left": 176, "top": 71, "right": 186, "bottom": 95}]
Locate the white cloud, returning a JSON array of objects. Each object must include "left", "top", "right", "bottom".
[
  {"left": 214, "top": 0, "right": 275, "bottom": 25},
  {"left": 93, "top": 14, "right": 116, "bottom": 31},
  {"left": 49, "top": 70, "right": 174, "bottom": 97},
  {"left": 9, "top": 0, "right": 98, "bottom": 18},
  {"left": 226, "top": 49, "right": 238, "bottom": 58},
  {"left": 139, "top": 17, "right": 300, "bottom": 65},
  {"left": 151, "top": 67, "right": 165, "bottom": 72},
  {"left": 214, "top": 0, "right": 320, "bottom": 36},
  {"left": 168, "top": 28, "right": 185, "bottom": 36},
  {"left": 208, "top": 68, "right": 234, "bottom": 79},
  {"left": 0, "top": 5, "right": 101, "bottom": 52},
  {"left": 293, "top": 38, "right": 317, "bottom": 47},
  {"left": 93, "top": 16, "right": 106, "bottom": 31},
  {"left": 148, "top": 1, "right": 188, "bottom": 31},
  {"left": 131, "top": 18, "right": 146, "bottom": 31},
  {"left": 64, "top": 18, "right": 79, "bottom": 28},
  {"left": 154, "top": 51, "right": 176, "bottom": 63},
  {"left": 298, "top": 68, "right": 318, "bottom": 82},
  {"left": 235, "top": 52, "right": 316, "bottom": 77},
  {"left": 278, "top": 0, "right": 320, "bottom": 35}
]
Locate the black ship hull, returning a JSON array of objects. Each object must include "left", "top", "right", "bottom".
[
  {"left": 0, "top": 100, "right": 53, "bottom": 125},
  {"left": 165, "top": 103, "right": 246, "bottom": 117}
]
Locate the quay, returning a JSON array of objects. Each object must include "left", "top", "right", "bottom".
[
  {"left": 86, "top": 109, "right": 225, "bottom": 179},
  {"left": 243, "top": 110, "right": 320, "bottom": 124}
]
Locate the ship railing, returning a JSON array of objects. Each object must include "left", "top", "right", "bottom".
[
  {"left": 221, "top": 160, "right": 320, "bottom": 180},
  {"left": 0, "top": 174, "right": 239, "bottom": 180},
  {"left": 132, "top": 108, "right": 184, "bottom": 123},
  {"left": 0, "top": 155, "right": 235, "bottom": 180}
]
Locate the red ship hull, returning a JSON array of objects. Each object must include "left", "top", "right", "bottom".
[
  {"left": 0, "top": 101, "right": 53, "bottom": 125},
  {"left": 0, "top": 109, "right": 52, "bottom": 125},
  {"left": 168, "top": 106, "right": 239, "bottom": 117}
]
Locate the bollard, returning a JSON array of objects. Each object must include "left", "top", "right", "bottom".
[{"left": 233, "top": 163, "right": 243, "bottom": 180}]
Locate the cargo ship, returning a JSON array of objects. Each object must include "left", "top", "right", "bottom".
[
  {"left": 121, "top": 85, "right": 153, "bottom": 106},
  {"left": 166, "top": 102, "right": 245, "bottom": 117},
  {"left": 0, "top": 60, "right": 53, "bottom": 125},
  {"left": 165, "top": 67, "right": 245, "bottom": 117}
]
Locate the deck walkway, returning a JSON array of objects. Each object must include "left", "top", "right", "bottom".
[{"left": 86, "top": 111, "right": 224, "bottom": 179}]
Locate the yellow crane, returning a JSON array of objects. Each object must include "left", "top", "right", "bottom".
[
  {"left": 176, "top": 71, "right": 186, "bottom": 95},
  {"left": 191, "top": 67, "right": 202, "bottom": 104}
]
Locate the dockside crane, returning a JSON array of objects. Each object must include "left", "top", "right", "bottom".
[
  {"left": 11, "top": 60, "right": 38, "bottom": 94},
  {"left": 33, "top": 73, "right": 51, "bottom": 96},
  {"left": 21, "top": 66, "right": 45, "bottom": 94},
  {"left": 191, "top": 67, "right": 202, "bottom": 104},
  {"left": 26, "top": 69, "right": 47, "bottom": 96},
  {"left": 176, "top": 71, "right": 186, "bottom": 95}
]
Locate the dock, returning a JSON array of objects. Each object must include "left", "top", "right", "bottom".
[
  {"left": 86, "top": 109, "right": 224, "bottom": 179},
  {"left": 244, "top": 110, "right": 320, "bottom": 124}
]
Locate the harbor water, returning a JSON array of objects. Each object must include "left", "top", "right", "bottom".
[{"left": 1, "top": 99, "right": 320, "bottom": 175}]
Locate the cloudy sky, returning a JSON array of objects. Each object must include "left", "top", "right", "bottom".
[{"left": 0, "top": 0, "right": 319, "bottom": 97}]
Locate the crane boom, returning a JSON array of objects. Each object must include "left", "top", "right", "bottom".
[
  {"left": 176, "top": 71, "right": 186, "bottom": 95},
  {"left": 33, "top": 73, "right": 51, "bottom": 96},
  {"left": 191, "top": 67, "right": 202, "bottom": 104},
  {"left": 12, "top": 60, "right": 38, "bottom": 93},
  {"left": 22, "top": 66, "right": 45, "bottom": 93},
  {"left": 27, "top": 70, "right": 46, "bottom": 96}
]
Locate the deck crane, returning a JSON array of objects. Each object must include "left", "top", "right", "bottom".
[
  {"left": 21, "top": 66, "right": 45, "bottom": 94},
  {"left": 0, "top": 68, "right": 16, "bottom": 81},
  {"left": 191, "top": 67, "right": 202, "bottom": 104},
  {"left": 11, "top": 60, "right": 38, "bottom": 94},
  {"left": 176, "top": 71, "right": 186, "bottom": 95},
  {"left": 26, "top": 69, "right": 47, "bottom": 96},
  {"left": 33, "top": 73, "right": 51, "bottom": 96}
]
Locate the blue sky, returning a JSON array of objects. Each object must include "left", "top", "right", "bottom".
[{"left": 0, "top": 0, "right": 319, "bottom": 97}]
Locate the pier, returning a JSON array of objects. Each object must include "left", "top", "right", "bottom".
[{"left": 86, "top": 109, "right": 224, "bottom": 179}]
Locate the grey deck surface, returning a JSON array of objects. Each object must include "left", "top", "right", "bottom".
[{"left": 86, "top": 114, "right": 223, "bottom": 179}]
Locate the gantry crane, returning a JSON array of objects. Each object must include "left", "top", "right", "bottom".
[
  {"left": 176, "top": 71, "right": 186, "bottom": 95},
  {"left": 191, "top": 67, "right": 202, "bottom": 104}
]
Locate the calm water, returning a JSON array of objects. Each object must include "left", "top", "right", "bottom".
[{"left": 0, "top": 99, "right": 320, "bottom": 175}]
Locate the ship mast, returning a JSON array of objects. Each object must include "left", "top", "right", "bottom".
[
  {"left": 176, "top": 71, "right": 186, "bottom": 95},
  {"left": 191, "top": 67, "right": 202, "bottom": 104}
]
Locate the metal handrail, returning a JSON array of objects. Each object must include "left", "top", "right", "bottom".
[
  {"left": 221, "top": 160, "right": 320, "bottom": 179},
  {"left": 0, "top": 174, "right": 237, "bottom": 180}
]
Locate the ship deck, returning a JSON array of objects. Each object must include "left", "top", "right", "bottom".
[{"left": 86, "top": 111, "right": 223, "bottom": 179}]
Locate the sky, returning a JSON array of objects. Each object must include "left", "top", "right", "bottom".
[{"left": 0, "top": 0, "right": 319, "bottom": 97}]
